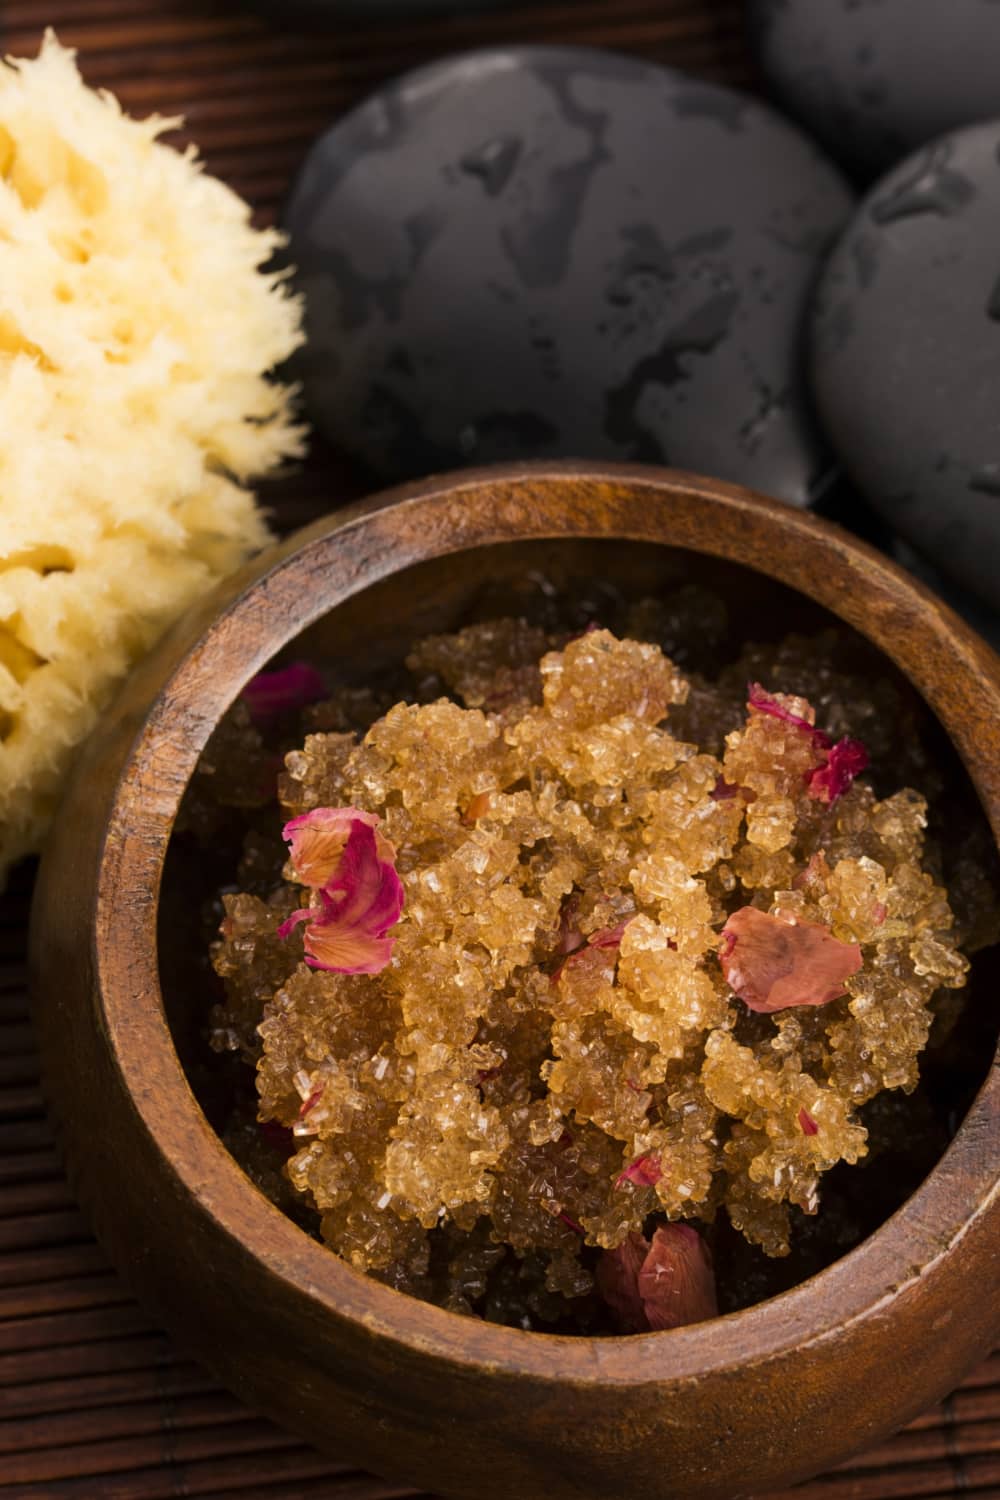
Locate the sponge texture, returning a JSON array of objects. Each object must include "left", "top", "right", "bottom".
[{"left": 0, "top": 34, "right": 305, "bottom": 878}]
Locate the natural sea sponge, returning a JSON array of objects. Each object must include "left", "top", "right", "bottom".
[{"left": 0, "top": 34, "right": 305, "bottom": 878}]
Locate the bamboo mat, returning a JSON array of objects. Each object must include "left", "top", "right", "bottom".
[{"left": 0, "top": 0, "right": 998, "bottom": 1495}]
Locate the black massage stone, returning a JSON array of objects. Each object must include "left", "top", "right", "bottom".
[
  {"left": 285, "top": 45, "right": 854, "bottom": 505},
  {"left": 810, "top": 122, "right": 1000, "bottom": 613},
  {"left": 748, "top": 0, "right": 1000, "bottom": 179}
]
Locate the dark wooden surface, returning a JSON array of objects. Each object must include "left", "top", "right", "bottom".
[{"left": 1, "top": 0, "right": 998, "bottom": 1495}]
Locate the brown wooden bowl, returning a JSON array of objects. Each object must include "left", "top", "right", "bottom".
[{"left": 29, "top": 464, "right": 1000, "bottom": 1500}]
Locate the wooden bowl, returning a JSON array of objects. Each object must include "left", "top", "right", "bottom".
[{"left": 29, "top": 464, "right": 1000, "bottom": 1500}]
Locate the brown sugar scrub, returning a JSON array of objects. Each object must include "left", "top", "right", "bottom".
[{"left": 201, "top": 608, "right": 998, "bottom": 1334}]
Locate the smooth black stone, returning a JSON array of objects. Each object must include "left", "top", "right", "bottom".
[
  {"left": 748, "top": 0, "right": 1000, "bottom": 180},
  {"left": 810, "top": 122, "right": 1000, "bottom": 613},
  {"left": 891, "top": 539, "right": 1000, "bottom": 655},
  {"left": 285, "top": 45, "right": 853, "bottom": 504},
  {"left": 813, "top": 479, "right": 1000, "bottom": 651}
]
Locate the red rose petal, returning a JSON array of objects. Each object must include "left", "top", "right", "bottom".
[
  {"left": 242, "top": 662, "right": 326, "bottom": 725},
  {"left": 747, "top": 682, "right": 829, "bottom": 747},
  {"left": 615, "top": 1153, "right": 663, "bottom": 1189},
  {"left": 798, "top": 1108, "right": 819, "bottom": 1136},
  {"left": 747, "top": 685, "right": 868, "bottom": 804},
  {"left": 806, "top": 736, "right": 869, "bottom": 804},
  {"left": 710, "top": 776, "right": 743, "bottom": 802},
  {"left": 557, "top": 1211, "right": 585, "bottom": 1237},
  {"left": 720, "top": 906, "right": 862, "bottom": 1013},
  {"left": 638, "top": 1225, "right": 718, "bottom": 1331},
  {"left": 298, "top": 1084, "right": 325, "bottom": 1120}
]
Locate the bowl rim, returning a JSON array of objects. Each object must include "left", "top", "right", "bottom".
[{"left": 85, "top": 461, "right": 1000, "bottom": 1384}]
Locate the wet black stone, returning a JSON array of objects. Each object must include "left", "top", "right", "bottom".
[
  {"left": 809, "top": 122, "right": 1000, "bottom": 612},
  {"left": 284, "top": 45, "right": 853, "bottom": 504},
  {"left": 890, "top": 539, "right": 1000, "bottom": 654},
  {"left": 748, "top": 0, "right": 1000, "bottom": 180}
]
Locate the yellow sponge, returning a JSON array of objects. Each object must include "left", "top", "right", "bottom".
[{"left": 0, "top": 34, "right": 305, "bottom": 880}]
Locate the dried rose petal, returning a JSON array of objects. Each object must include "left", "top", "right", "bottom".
[
  {"left": 615, "top": 1152, "right": 663, "bottom": 1189},
  {"left": 798, "top": 1108, "right": 819, "bottom": 1136},
  {"left": 748, "top": 684, "right": 868, "bottom": 804},
  {"left": 638, "top": 1225, "right": 718, "bottom": 1331},
  {"left": 595, "top": 1232, "right": 651, "bottom": 1333},
  {"left": 747, "top": 682, "right": 829, "bottom": 747},
  {"left": 720, "top": 906, "right": 862, "bottom": 1013},
  {"left": 279, "top": 816, "right": 404, "bottom": 975},
  {"left": 710, "top": 775, "right": 743, "bottom": 802},
  {"left": 298, "top": 1084, "right": 325, "bottom": 1119},
  {"left": 793, "top": 850, "right": 830, "bottom": 892},
  {"left": 242, "top": 662, "right": 326, "bottom": 725},
  {"left": 283, "top": 806, "right": 386, "bottom": 890},
  {"left": 550, "top": 922, "right": 627, "bottom": 985},
  {"left": 806, "top": 737, "right": 869, "bottom": 804},
  {"left": 597, "top": 1225, "right": 717, "bottom": 1333},
  {"left": 557, "top": 1211, "right": 585, "bottom": 1237},
  {"left": 589, "top": 922, "right": 628, "bottom": 949},
  {"left": 556, "top": 894, "right": 585, "bottom": 957}
]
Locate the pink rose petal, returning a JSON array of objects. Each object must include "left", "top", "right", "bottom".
[
  {"left": 284, "top": 806, "right": 382, "bottom": 890},
  {"left": 793, "top": 851, "right": 830, "bottom": 892},
  {"left": 806, "top": 737, "right": 869, "bottom": 804},
  {"left": 595, "top": 1232, "right": 651, "bottom": 1334},
  {"left": 589, "top": 923, "right": 628, "bottom": 949},
  {"left": 550, "top": 920, "right": 629, "bottom": 985},
  {"left": 615, "top": 1153, "right": 663, "bottom": 1189},
  {"left": 276, "top": 906, "right": 313, "bottom": 941},
  {"left": 638, "top": 1225, "right": 718, "bottom": 1331},
  {"left": 798, "top": 1108, "right": 819, "bottom": 1136},
  {"left": 242, "top": 662, "right": 326, "bottom": 725},
  {"left": 720, "top": 906, "right": 862, "bottom": 1013},
  {"left": 597, "top": 1225, "right": 718, "bottom": 1333},
  {"left": 278, "top": 811, "right": 404, "bottom": 976}
]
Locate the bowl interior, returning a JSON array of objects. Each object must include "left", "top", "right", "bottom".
[{"left": 158, "top": 533, "right": 1000, "bottom": 1323}]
